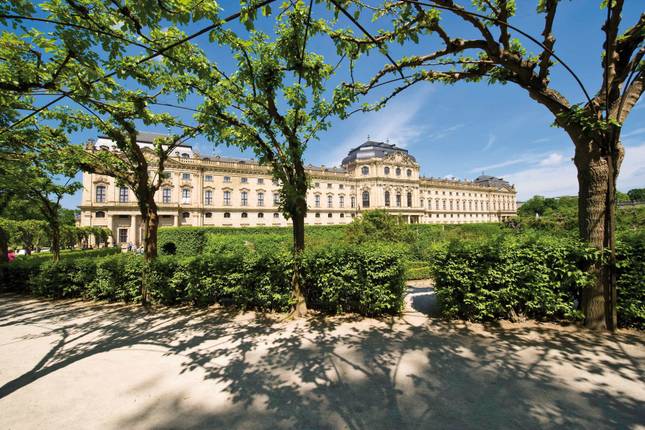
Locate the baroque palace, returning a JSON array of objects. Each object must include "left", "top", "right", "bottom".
[{"left": 79, "top": 132, "right": 517, "bottom": 246}]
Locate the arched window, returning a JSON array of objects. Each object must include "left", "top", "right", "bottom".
[
  {"left": 181, "top": 153, "right": 189, "bottom": 158},
  {"left": 205, "top": 212, "right": 212, "bottom": 218},
  {"left": 315, "top": 213, "right": 321, "bottom": 218},
  {"left": 95, "top": 211, "right": 105, "bottom": 218},
  {"left": 241, "top": 212, "right": 248, "bottom": 218},
  {"left": 241, "top": 191, "right": 248, "bottom": 206},
  {"left": 273, "top": 212, "right": 280, "bottom": 218},
  {"left": 258, "top": 212, "right": 264, "bottom": 218},
  {"left": 362, "top": 191, "right": 370, "bottom": 208},
  {"left": 182, "top": 212, "right": 190, "bottom": 219},
  {"left": 406, "top": 169, "right": 412, "bottom": 177},
  {"left": 384, "top": 166, "right": 390, "bottom": 175},
  {"left": 361, "top": 166, "right": 369, "bottom": 176},
  {"left": 395, "top": 167, "right": 401, "bottom": 176},
  {"left": 181, "top": 188, "right": 190, "bottom": 204},
  {"left": 224, "top": 212, "right": 231, "bottom": 218},
  {"left": 95, "top": 185, "right": 106, "bottom": 203},
  {"left": 384, "top": 191, "right": 391, "bottom": 207},
  {"left": 407, "top": 192, "right": 412, "bottom": 207}
]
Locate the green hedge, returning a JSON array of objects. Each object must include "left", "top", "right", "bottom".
[
  {"left": 304, "top": 244, "right": 406, "bottom": 315},
  {"left": 0, "top": 244, "right": 406, "bottom": 316},
  {"left": 15, "top": 247, "right": 120, "bottom": 263},
  {"left": 616, "top": 232, "right": 645, "bottom": 329},
  {"left": 432, "top": 234, "right": 644, "bottom": 328},
  {"left": 159, "top": 225, "right": 348, "bottom": 256}
]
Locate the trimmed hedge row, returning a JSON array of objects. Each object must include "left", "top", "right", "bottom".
[
  {"left": 158, "top": 225, "right": 347, "bottom": 256},
  {"left": 14, "top": 247, "right": 121, "bottom": 264},
  {"left": 0, "top": 243, "right": 406, "bottom": 316},
  {"left": 432, "top": 234, "right": 644, "bottom": 328},
  {"left": 616, "top": 232, "right": 645, "bottom": 329}
]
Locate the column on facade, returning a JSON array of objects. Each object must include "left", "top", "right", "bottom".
[
  {"left": 106, "top": 215, "right": 115, "bottom": 246},
  {"left": 130, "top": 214, "right": 137, "bottom": 246}
]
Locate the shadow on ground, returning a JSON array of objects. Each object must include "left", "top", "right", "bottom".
[{"left": 0, "top": 293, "right": 643, "bottom": 430}]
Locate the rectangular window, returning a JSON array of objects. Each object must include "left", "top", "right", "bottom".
[
  {"left": 205, "top": 175, "right": 213, "bottom": 182},
  {"left": 339, "top": 184, "right": 344, "bottom": 190},
  {"left": 315, "top": 195, "right": 321, "bottom": 208},
  {"left": 241, "top": 191, "right": 248, "bottom": 206},
  {"left": 204, "top": 190, "right": 213, "bottom": 205},
  {"left": 396, "top": 194, "right": 401, "bottom": 207},
  {"left": 224, "top": 176, "right": 231, "bottom": 183},
  {"left": 257, "top": 178, "right": 264, "bottom": 185},
  {"left": 327, "top": 195, "right": 333, "bottom": 208},
  {"left": 257, "top": 192, "right": 264, "bottom": 206},
  {"left": 351, "top": 196, "right": 355, "bottom": 208},
  {"left": 162, "top": 188, "right": 172, "bottom": 204},
  {"left": 119, "top": 186, "right": 128, "bottom": 203},
  {"left": 118, "top": 228, "right": 128, "bottom": 244},
  {"left": 95, "top": 186, "right": 106, "bottom": 203},
  {"left": 327, "top": 183, "right": 332, "bottom": 189},
  {"left": 273, "top": 193, "right": 280, "bottom": 206},
  {"left": 182, "top": 173, "right": 191, "bottom": 181},
  {"left": 182, "top": 188, "right": 190, "bottom": 204},
  {"left": 241, "top": 177, "right": 248, "bottom": 183},
  {"left": 339, "top": 196, "right": 344, "bottom": 208},
  {"left": 224, "top": 191, "right": 231, "bottom": 205}
]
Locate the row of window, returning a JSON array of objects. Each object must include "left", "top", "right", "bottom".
[
  {"left": 182, "top": 174, "right": 278, "bottom": 185},
  {"left": 96, "top": 185, "right": 514, "bottom": 210},
  {"left": 361, "top": 166, "right": 413, "bottom": 177}
]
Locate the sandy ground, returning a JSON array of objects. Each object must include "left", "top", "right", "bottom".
[{"left": 0, "top": 283, "right": 644, "bottom": 430}]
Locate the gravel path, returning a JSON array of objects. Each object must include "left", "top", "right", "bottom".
[{"left": 0, "top": 290, "right": 643, "bottom": 430}]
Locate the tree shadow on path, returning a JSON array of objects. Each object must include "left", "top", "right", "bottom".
[{"left": 0, "top": 293, "right": 643, "bottom": 430}]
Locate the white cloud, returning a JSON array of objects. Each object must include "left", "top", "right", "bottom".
[
  {"left": 470, "top": 154, "right": 543, "bottom": 173},
  {"left": 539, "top": 152, "right": 565, "bottom": 166},
  {"left": 617, "top": 143, "right": 645, "bottom": 191},
  {"left": 500, "top": 143, "right": 645, "bottom": 200},
  {"left": 324, "top": 86, "right": 434, "bottom": 165},
  {"left": 622, "top": 127, "right": 645, "bottom": 139},
  {"left": 482, "top": 134, "right": 495, "bottom": 151}
]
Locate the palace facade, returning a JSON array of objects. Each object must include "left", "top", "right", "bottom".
[{"left": 79, "top": 132, "right": 517, "bottom": 246}]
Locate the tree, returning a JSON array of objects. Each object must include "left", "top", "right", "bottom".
[
  {"left": 330, "top": 0, "right": 644, "bottom": 330},
  {"left": 22, "top": 137, "right": 82, "bottom": 261},
  {"left": 627, "top": 188, "right": 645, "bottom": 201},
  {"left": 166, "top": 2, "right": 351, "bottom": 316}
]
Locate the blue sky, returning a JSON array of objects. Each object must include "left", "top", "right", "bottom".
[{"left": 35, "top": 1, "right": 643, "bottom": 208}]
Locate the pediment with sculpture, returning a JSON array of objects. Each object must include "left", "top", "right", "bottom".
[{"left": 382, "top": 151, "right": 418, "bottom": 166}]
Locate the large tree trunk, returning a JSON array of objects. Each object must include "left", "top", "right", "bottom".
[
  {"left": 574, "top": 138, "right": 609, "bottom": 330},
  {"left": 143, "top": 199, "right": 159, "bottom": 262},
  {"left": 291, "top": 206, "right": 307, "bottom": 317},
  {"left": 50, "top": 220, "right": 61, "bottom": 262},
  {"left": 139, "top": 195, "right": 159, "bottom": 307}
]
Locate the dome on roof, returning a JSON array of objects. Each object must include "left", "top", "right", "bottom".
[{"left": 341, "top": 140, "right": 415, "bottom": 166}]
